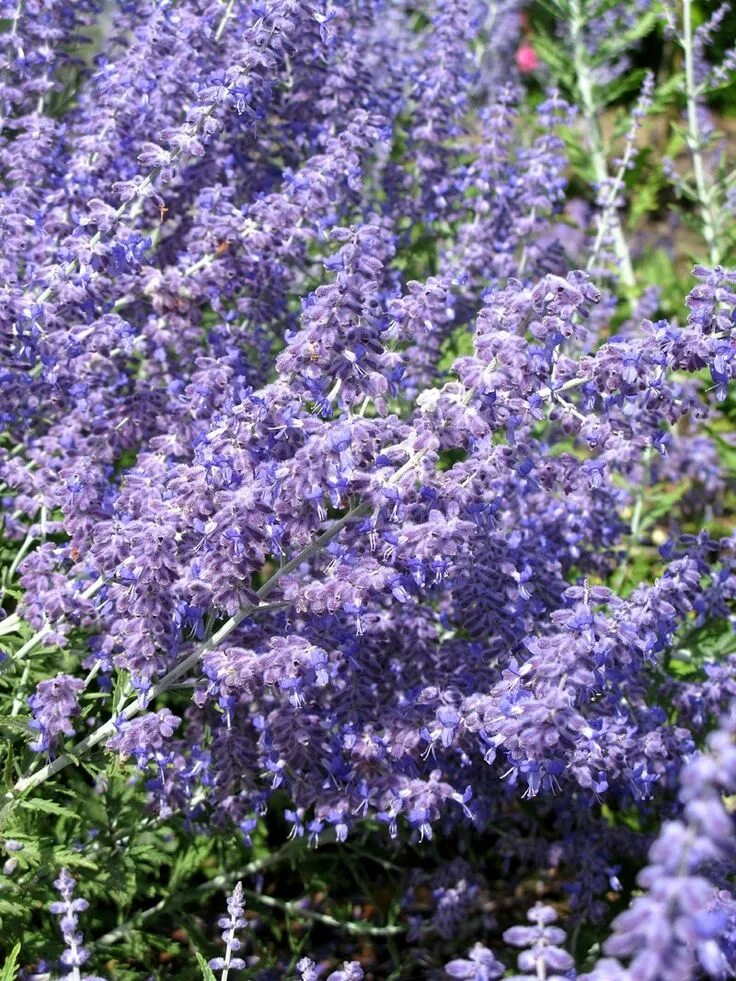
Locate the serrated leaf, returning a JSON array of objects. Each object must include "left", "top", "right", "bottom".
[
  {"left": 0, "top": 898, "right": 23, "bottom": 917},
  {"left": 628, "top": 172, "right": 664, "bottom": 226},
  {"left": 600, "top": 68, "right": 647, "bottom": 106},
  {"left": 195, "top": 952, "right": 217, "bottom": 981},
  {"left": 598, "top": 9, "right": 659, "bottom": 58},
  {"left": 169, "top": 840, "right": 210, "bottom": 892},
  {"left": 0, "top": 943, "right": 20, "bottom": 981},
  {"left": 638, "top": 483, "right": 689, "bottom": 534},
  {"left": 107, "top": 866, "right": 138, "bottom": 908},
  {"left": 652, "top": 70, "right": 685, "bottom": 109},
  {"left": 19, "top": 798, "right": 77, "bottom": 819},
  {"left": 51, "top": 852, "right": 98, "bottom": 872},
  {"left": 532, "top": 30, "right": 574, "bottom": 87},
  {"left": 0, "top": 716, "right": 31, "bottom": 735}
]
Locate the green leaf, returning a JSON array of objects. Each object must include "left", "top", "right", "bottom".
[
  {"left": 169, "top": 840, "right": 211, "bottom": 892},
  {"left": 195, "top": 951, "right": 217, "bottom": 981},
  {"left": 0, "top": 716, "right": 31, "bottom": 735},
  {"left": 533, "top": 30, "right": 574, "bottom": 88},
  {"left": 633, "top": 247, "right": 683, "bottom": 313},
  {"left": 18, "top": 798, "right": 77, "bottom": 819},
  {"left": 652, "top": 70, "right": 685, "bottom": 110},
  {"left": 627, "top": 165, "right": 665, "bottom": 226},
  {"left": 438, "top": 323, "right": 474, "bottom": 375},
  {"left": 598, "top": 8, "right": 660, "bottom": 59},
  {"left": 599, "top": 68, "right": 647, "bottom": 106},
  {"left": 0, "top": 897, "right": 24, "bottom": 917},
  {"left": 111, "top": 669, "right": 131, "bottom": 716},
  {"left": 637, "top": 483, "right": 689, "bottom": 534},
  {"left": 0, "top": 943, "right": 20, "bottom": 981},
  {"left": 101, "top": 854, "right": 138, "bottom": 908}
]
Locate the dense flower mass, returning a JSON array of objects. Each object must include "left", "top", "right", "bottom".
[{"left": 0, "top": 0, "right": 735, "bottom": 977}]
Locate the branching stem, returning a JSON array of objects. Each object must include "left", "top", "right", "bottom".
[
  {"left": 569, "top": 0, "right": 636, "bottom": 289},
  {"left": 682, "top": 0, "right": 720, "bottom": 265}
]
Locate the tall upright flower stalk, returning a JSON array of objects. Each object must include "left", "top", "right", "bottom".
[
  {"left": 568, "top": 0, "right": 636, "bottom": 289},
  {"left": 682, "top": 0, "right": 723, "bottom": 265}
]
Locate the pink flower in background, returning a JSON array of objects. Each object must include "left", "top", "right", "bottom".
[{"left": 516, "top": 41, "right": 539, "bottom": 72}]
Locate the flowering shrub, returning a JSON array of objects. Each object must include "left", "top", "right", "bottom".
[{"left": 0, "top": 0, "right": 735, "bottom": 978}]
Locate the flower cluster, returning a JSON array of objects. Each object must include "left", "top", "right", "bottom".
[
  {"left": 588, "top": 704, "right": 736, "bottom": 980},
  {"left": 209, "top": 881, "right": 247, "bottom": 977},
  {"left": 1, "top": 0, "right": 736, "bottom": 977},
  {"left": 49, "top": 869, "right": 104, "bottom": 981}
]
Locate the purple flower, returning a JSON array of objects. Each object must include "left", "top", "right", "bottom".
[
  {"left": 502, "top": 903, "right": 573, "bottom": 980},
  {"left": 107, "top": 709, "right": 181, "bottom": 767},
  {"left": 445, "top": 943, "right": 506, "bottom": 980},
  {"left": 28, "top": 675, "right": 85, "bottom": 754},
  {"left": 49, "top": 868, "right": 105, "bottom": 979},
  {"left": 209, "top": 881, "right": 247, "bottom": 976},
  {"left": 584, "top": 704, "right": 736, "bottom": 980}
]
